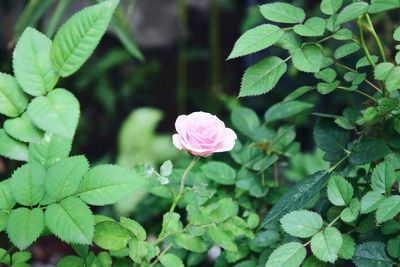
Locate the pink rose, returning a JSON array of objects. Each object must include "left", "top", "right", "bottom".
[{"left": 172, "top": 111, "right": 237, "bottom": 156}]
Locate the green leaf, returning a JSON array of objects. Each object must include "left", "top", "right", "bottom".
[
  {"left": 261, "top": 171, "right": 330, "bottom": 226},
  {"left": 0, "top": 180, "right": 16, "bottom": 210},
  {"left": 333, "top": 28, "right": 353, "bottom": 40},
  {"left": 317, "top": 81, "right": 340, "bottom": 95},
  {"left": 231, "top": 107, "right": 260, "bottom": 136},
  {"left": 0, "top": 129, "right": 28, "bottom": 161},
  {"left": 57, "top": 256, "right": 85, "bottom": 267},
  {"left": 294, "top": 17, "right": 326, "bottom": 37},
  {"left": 175, "top": 233, "right": 208, "bottom": 253},
  {"left": 313, "top": 119, "right": 350, "bottom": 154},
  {"left": 201, "top": 161, "right": 236, "bottom": 185},
  {"left": 360, "top": 191, "right": 384, "bottom": 214},
  {"left": 283, "top": 86, "right": 314, "bottom": 102},
  {"left": 228, "top": 24, "right": 284, "bottom": 59},
  {"left": 280, "top": 210, "right": 323, "bottom": 238},
  {"left": 120, "top": 217, "right": 146, "bottom": 241},
  {"left": 327, "top": 175, "right": 353, "bottom": 206},
  {"left": 93, "top": 221, "right": 132, "bottom": 250},
  {"left": 45, "top": 156, "right": 89, "bottom": 201},
  {"left": 207, "top": 225, "right": 237, "bottom": 251},
  {"left": 320, "top": 0, "right": 343, "bottom": 15},
  {"left": 292, "top": 44, "right": 323, "bottom": 73},
  {"left": 311, "top": 227, "right": 343, "bottom": 263},
  {"left": 78, "top": 164, "right": 147, "bottom": 206},
  {"left": 376, "top": 195, "right": 400, "bottom": 224},
  {"left": 159, "top": 253, "right": 184, "bottom": 267},
  {"left": 349, "top": 138, "right": 390, "bottom": 165},
  {"left": 338, "top": 234, "right": 355, "bottom": 260},
  {"left": 162, "top": 212, "right": 183, "bottom": 235},
  {"left": 0, "top": 248, "right": 10, "bottom": 265},
  {"left": 334, "top": 43, "right": 360, "bottom": 59},
  {"left": 302, "top": 256, "right": 326, "bottom": 267},
  {"left": 340, "top": 198, "right": 360, "bottom": 223},
  {"left": 28, "top": 133, "right": 72, "bottom": 168},
  {"left": 28, "top": 89, "right": 80, "bottom": 139},
  {"left": 6, "top": 208, "right": 44, "bottom": 250},
  {"left": 51, "top": 0, "right": 119, "bottom": 77},
  {"left": 0, "top": 73, "right": 28, "bottom": 117},
  {"left": 356, "top": 55, "right": 379, "bottom": 69},
  {"left": 314, "top": 68, "right": 337, "bottom": 83},
  {"left": 11, "top": 251, "right": 31, "bottom": 264},
  {"left": 371, "top": 161, "right": 396, "bottom": 194},
  {"left": 160, "top": 160, "right": 173, "bottom": 177},
  {"left": 259, "top": 2, "right": 305, "bottom": 24},
  {"left": 265, "top": 242, "right": 306, "bottom": 267},
  {"left": 369, "top": 0, "right": 400, "bottom": 13},
  {"left": 265, "top": 100, "right": 313, "bottom": 124},
  {"left": 387, "top": 236, "right": 400, "bottom": 258},
  {"left": 353, "top": 242, "right": 392, "bottom": 267},
  {"left": 13, "top": 27, "right": 58, "bottom": 96},
  {"left": 45, "top": 196, "right": 94, "bottom": 244},
  {"left": 394, "top": 26, "right": 400, "bottom": 41},
  {"left": 374, "top": 63, "right": 400, "bottom": 91},
  {"left": 10, "top": 162, "right": 46, "bottom": 206},
  {"left": 4, "top": 113, "right": 43, "bottom": 144},
  {"left": 335, "top": 2, "right": 369, "bottom": 25},
  {"left": 239, "top": 56, "right": 287, "bottom": 96}
]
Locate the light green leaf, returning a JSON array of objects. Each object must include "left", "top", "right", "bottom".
[
  {"left": 45, "top": 156, "right": 89, "bottom": 201},
  {"left": 356, "top": 55, "right": 379, "bottom": 69},
  {"left": 228, "top": 24, "right": 284, "bottom": 59},
  {"left": 302, "top": 256, "right": 326, "bottom": 267},
  {"left": 311, "top": 227, "right": 343, "bottom": 263},
  {"left": 175, "top": 234, "right": 208, "bottom": 253},
  {"left": 387, "top": 236, "right": 400, "bottom": 258},
  {"left": 160, "top": 160, "right": 173, "bottom": 177},
  {"left": 28, "top": 133, "right": 72, "bottom": 168},
  {"left": 376, "top": 195, "right": 400, "bottom": 223},
  {"left": 4, "top": 113, "right": 43, "bottom": 144},
  {"left": 394, "top": 26, "right": 400, "bottom": 41},
  {"left": 231, "top": 107, "right": 260, "bottom": 136},
  {"left": 349, "top": 138, "right": 390, "bottom": 165},
  {"left": 51, "top": 0, "right": 119, "bottom": 77},
  {"left": 159, "top": 253, "right": 184, "bottom": 267},
  {"left": 10, "top": 162, "right": 46, "bottom": 206},
  {"left": 280, "top": 210, "right": 323, "bottom": 238},
  {"left": 0, "top": 73, "right": 28, "bottom": 117},
  {"left": 353, "top": 242, "right": 392, "bottom": 267},
  {"left": 207, "top": 225, "right": 237, "bottom": 251},
  {"left": 340, "top": 198, "right": 360, "bottom": 223},
  {"left": 13, "top": 27, "right": 58, "bottom": 96},
  {"left": 28, "top": 89, "right": 80, "bottom": 139},
  {"left": 333, "top": 28, "right": 353, "bottom": 40},
  {"left": 239, "top": 56, "right": 287, "bottom": 96},
  {"left": 201, "top": 161, "right": 236, "bottom": 185},
  {"left": 12, "top": 251, "right": 32, "bottom": 264},
  {"left": 283, "top": 86, "right": 314, "bottom": 102},
  {"left": 335, "top": 2, "right": 369, "bottom": 25},
  {"left": 93, "top": 221, "right": 132, "bottom": 250},
  {"left": 338, "top": 234, "right": 355, "bottom": 260},
  {"left": 0, "top": 129, "right": 28, "bottom": 161},
  {"left": 0, "top": 180, "right": 16, "bottom": 210},
  {"left": 294, "top": 17, "right": 326, "bottom": 37},
  {"left": 317, "top": 81, "right": 340, "bottom": 95},
  {"left": 265, "top": 242, "right": 306, "bottom": 267},
  {"left": 45, "top": 196, "right": 94, "bottom": 244},
  {"left": 369, "top": 0, "right": 400, "bottom": 13},
  {"left": 371, "top": 161, "right": 396, "bottom": 194},
  {"left": 327, "top": 175, "right": 353, "bottom": 206},
  {"left": 334, "top": 43, "right": 360, "bottom": 59},
  {"left": 292, "top": 44, "right": 323, "bottom": 73},
  {"left": 57, "top": 256, "right": 85, "bottom": 267},
  {"left": 259, "top": 2, "right": 305, "bottom": 24},
  {"left": 78, "top": 164, "right": 147, "bottom": 206},
  {"left": 314, "top": 68, "right": 337, "bottom": 83},
  {"left": 360, "top": 191, "right": 384, "bottom": 214},
  {"left": 120, "top": 217, "right": 146, "bottom": 241},
  {"left": 265, "top": 100, "right": 313, "bottom": 123},
  {"left": 261, "top": 171, "right": 330, "bottom": 226},
  {"left": 374, "top": 63, "right": 400, "bottom": 91},
  {"left": 6, "top": 208, "right": 44, "bottom": 250},
  {"left": 320, "top": 0, "right": 343, "bottom": 15}
]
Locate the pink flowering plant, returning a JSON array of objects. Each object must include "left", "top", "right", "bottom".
[{"left": 1, "top": 0, "right": 400, "bottom": 266}]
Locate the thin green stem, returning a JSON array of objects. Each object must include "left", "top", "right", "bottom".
[
  {"left": 327, "top": 214, "right": 341, "bottom": 227},
  {"left": 335, "top": 62, "right": 382, "bottom": 93},
  {"left": 149, "top": 243, "right": 173, "bottom": 267},
  {"left": 357, "top": 17, "right": 376, "bottom": 69},
  {"left": 157, "top": 157, "right": 199, "bottom": 241},
  {"left": 365, "top": 14, "right": 387, "bottom": 62},
  {"left": 337, "top": 86, "right": 378, "bottom": 103}
]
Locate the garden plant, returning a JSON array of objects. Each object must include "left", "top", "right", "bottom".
[{"left": 1, "top": 0, "right": 400, "bottom": 267}]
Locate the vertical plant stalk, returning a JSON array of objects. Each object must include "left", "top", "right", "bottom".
[
  {"left": 176, "top": 0, "right": 188, "bottom": 114},
  {"left": 365, "top": 14, "right": 387, "bottom": 62},
  {"left": 157, "top": 157, "right": 200, "bottom": 240},
  {"left": 209, "top": 0, "right": 222, "bottom": 113},
  {"left": 357, "top": 17, "right": 376, "bottom": 69}
]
